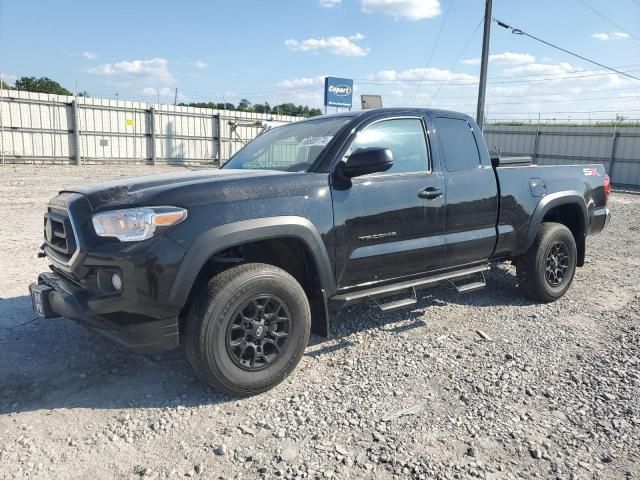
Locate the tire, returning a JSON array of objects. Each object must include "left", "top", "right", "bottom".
[
  {"left": 516, "top": 222, "right": 577, "bottom": 303},
  {"left": 185, "top": 263, "right": 311, "bottom": 396}
]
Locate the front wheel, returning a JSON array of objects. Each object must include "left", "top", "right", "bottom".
[
  {"left": 185, "top": 263, "right": 311, "bottom": 396},
  {"left": 516, "top": 222, "right": 577, "bottom": 303}
]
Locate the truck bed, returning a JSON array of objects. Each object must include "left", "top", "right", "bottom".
[{"left": 493, "top": 163, "right": 609, "bottom": 261}]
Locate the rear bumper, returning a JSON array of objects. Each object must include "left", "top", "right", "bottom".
[
  {"left": 31, "top": 272, "right": 179, "bottom": 354},
  {"left": 591, "top": 207, "right": 611, "bottom": 234}
]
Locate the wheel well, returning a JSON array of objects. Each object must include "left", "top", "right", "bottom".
[
  {"left": 180, "top": 237, "right": 328, "bottom": 336},
  {"left": 542, "top": 203, "right": 586, "bottom": 266}
]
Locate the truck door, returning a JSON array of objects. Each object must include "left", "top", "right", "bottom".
[
  {"left": 432, "top": 115, "right": 498, "bottom": 267},
  {"left": 332, "top": 116, "right": 446, "bottom": 289}
]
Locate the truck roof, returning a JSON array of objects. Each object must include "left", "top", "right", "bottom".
[{"left": 304, "top": 107, "right": 473, "bottom": 123}]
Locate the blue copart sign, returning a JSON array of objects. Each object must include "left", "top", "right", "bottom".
[{"left": 324, "top": 77, "right": 353, "bottom": 108}]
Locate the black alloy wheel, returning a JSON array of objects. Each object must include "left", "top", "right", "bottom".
[
  {"left": 544, "top": 241, "right": 570, "bottom": 287},
  {"left": 516, "top": 222, "right": 577, "bottom": 303},
  {"left": 226, "top": 295, "right": 291, "bottom": 371},
  {"left": 185, "top": 263, "right": 311, "bottom": 396}
]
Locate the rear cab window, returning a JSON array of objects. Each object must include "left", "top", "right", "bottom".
[{"left": 435, "top": 117, "right": 481, "bottom": 172}]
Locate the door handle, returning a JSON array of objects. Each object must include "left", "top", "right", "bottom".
[{"left": 418, "top": 187, "right": 442, "bottom": 200}]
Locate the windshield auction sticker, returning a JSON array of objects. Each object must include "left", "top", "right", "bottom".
[{"left": 297, "top": 136, "right": 333, "bottom": 148}]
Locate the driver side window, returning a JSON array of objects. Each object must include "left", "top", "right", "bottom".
[{"left": 349, "top": 118, "right": 430, "bottom": 174}]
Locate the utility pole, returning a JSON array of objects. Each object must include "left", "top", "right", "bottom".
[
  {"left": 1, "top": 72, "right": 4, "bottom": 165},
  {"left": 476, "top": 0, "right": 493, "bottom": 131},
  {"left": 174, "top": 88, "right": 178, "bottom": 106}
]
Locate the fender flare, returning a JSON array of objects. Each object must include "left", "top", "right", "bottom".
[
  {"left": 525, "top": 190, "right": 588, "bottom": 251},
  {"left": 168, "top": 216, "right": 334, "bottom": 308}
]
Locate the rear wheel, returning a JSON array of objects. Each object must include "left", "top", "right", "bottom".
[
  {"left": 516, "top": 222, "right": 577, "bottom": 303},
  {"left": 185, "top": 263, "right": 311, "bottom": 396}
]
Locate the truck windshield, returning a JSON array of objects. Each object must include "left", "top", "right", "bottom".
[{"left": 222, "top": 117, "right": 352, "bottom": 172}]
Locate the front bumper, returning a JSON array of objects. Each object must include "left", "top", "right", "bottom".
[
  {"left": 33, "top": 192, "right": 190, "bottom": 354},
  {"left": 30, "top": 271, "right": 179, "bottom": 354}
]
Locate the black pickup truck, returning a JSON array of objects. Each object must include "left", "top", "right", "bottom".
[{"left": 30, "top": 108, "right": 611, "bottom": 395}]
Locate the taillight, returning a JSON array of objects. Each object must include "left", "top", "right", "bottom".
[{"left": 604, "top": 173, "right": 611, "bottom": 204}]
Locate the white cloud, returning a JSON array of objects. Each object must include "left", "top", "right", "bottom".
[
  {"left": 463, "top": 60, "right": 640, "bottom": 119},
  {"left": 319, "top": 0, "right": 341, "bottom": 7},
  {"left": 193, "top": 60, "right": 209, "bottom": 69},
  {"left": 88, "top": 58, "right": 174, "bottom": 85},
  {"left": 277, "top": 75, "right": 326, "bottom": 90},
  {"left": 274, "top": 76, "right": 327, "bottom": 106},
  {"left": 373, "top": 67, "right": 477, "bottom": 83},
  {"left": 592, "top": 31, "right": 630, "bottom": 41},
  {"left": 361, "top": 0, "right": 441, "bottom": 20},
  {"left": 273, "top": 59, "right": 640, "bottom": 116},
  {"left": 285, "top": 34, "right": 369, "bottom": 56},
  {"left": 502, "top": 62, "right": 574, "bottom": 77},
  {"left": 142, "top": 87, "right": 173, "bottom": 96},
  {"left": 82, "top": 51, "right": 97, "bottom": 60},
  {"left": 463, "top": 52, "right": 536, "bottom": 66}
]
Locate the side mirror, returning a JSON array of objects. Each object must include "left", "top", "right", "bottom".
[{"left": 337, "top": 147, "right": 393, "bottom": 179}]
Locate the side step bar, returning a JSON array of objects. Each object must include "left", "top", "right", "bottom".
[
  {"left": 330, "top": 264, "right": 489, "bottom": 308},
  {"left": 450, "top": 270, "right": 487, "bottom": 294},
  {"left": 376, "top": 296, "right": 418, "bottom": 312},
  {"left": 455, "top": 281, "right": 486, "bottom": 293},
  {"left": 370, "top": 287, "right": 418, "bottom": 312}
]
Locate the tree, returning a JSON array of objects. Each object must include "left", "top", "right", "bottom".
[
  {"left": 180, "top": 101, "right": 236, "bottom": 111},
  {"left": 181, "top": 99, "right": 322, "bottom": 117},
  {"left": 0, "top": 79, "right": 11, "bottom": 90},
  {"left": 270, "top": 103, "right": 322, "bottom": 117},
  {"left": 253, "top": 102, "right": 272, "bottom": 114},
  {"left": 236, "top": 98, "right": 253, "bottom": 112},
  {"left": 13, "top": 76, "right": 72, "bottom": 96}
]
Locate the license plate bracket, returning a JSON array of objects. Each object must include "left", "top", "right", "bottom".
[{"left": 29, "top": 283, "right": 56, "bottom": 318}]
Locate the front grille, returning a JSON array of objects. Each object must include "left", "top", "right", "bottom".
[{"left": 44, "top": 209, "right": 78, "bottom": 265}]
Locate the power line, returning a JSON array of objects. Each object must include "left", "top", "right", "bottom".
[
  {"left": 354, "top": 68, "right": 640, "bottom": 88},
  {"left": 437, "top": 85, "right": 640, "bottom": 100},
  {"left": 99, "top": 63, "right": 640, "bottom": 102},
  {"left": 411, "top": 0, "right": 454, "bottom": 105},
  {"left": 494, "top": 18, "right": 640, "bottom": 81},
  {"left": 429, "top": 17, "right": 484, "bottom": 105},
  {"left": 355, "top": 64, "right": 640, "bottom": 84},
  {"left": 129, "top": 85, "right": 640, "bottom": 108},
  {"left": 483, "top": 109, "right": 640, "bottom": 115},
  {"left": 430, "top": 94, "right": 640, "bottom": 107},
  {"left": 405, "top": 108, "right": 640, "bottom": 115},
  {"left": 577, "top": 0, "right": 640, "bottom": 42}
]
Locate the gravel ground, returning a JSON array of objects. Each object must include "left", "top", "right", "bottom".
[{"left": 1, "top": 164, "right": 639, "bottom": 480}]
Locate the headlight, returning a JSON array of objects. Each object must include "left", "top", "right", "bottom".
[{"left": 92, "top": 206, "right": 187, "bottom": 242}]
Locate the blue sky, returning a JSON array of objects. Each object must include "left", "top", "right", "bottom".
[{"left": 1, "top": 0, "right": 639, "bottom": 120}]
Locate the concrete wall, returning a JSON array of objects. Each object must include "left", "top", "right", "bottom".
[
  {"left": 484, "top": 125, "right": 640, "bottom": 187},
  {"left": 0, "top": 89, "right": 300, "bottom": 166}
]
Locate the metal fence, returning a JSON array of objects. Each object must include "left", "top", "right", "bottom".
[
  {"left": 2, "top": 90, "right": 640, "bottom": 187},
  {"left": 484, "top": 125, "right": 640, "bottom": 187},
  {"left": 0, "top": 89, "right": 300, "bottom": 166}
]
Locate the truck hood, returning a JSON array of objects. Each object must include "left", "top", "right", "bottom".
[{"left": 60, "top": 168, "right": 290, "bottom": 211}]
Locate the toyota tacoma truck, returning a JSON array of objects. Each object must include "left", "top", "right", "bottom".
[{"left": 30, "top": 108, "right": 611, "bottom": 396}]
